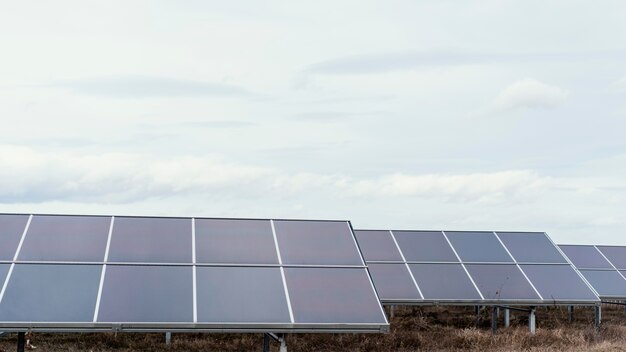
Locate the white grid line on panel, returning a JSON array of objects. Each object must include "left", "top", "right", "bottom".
[
  {"left": 493, "top": 232, "right": 544, "bottom": 301},
  {"left": 192, "top": 218, "right": 197, "bottom": 323},
  {"left": 595, "top": 246, "right": 626, "bottom": 282},
  {"left": 441, "top": 230, "right": 485, "bottom": 300},
  {"left": 0, "top": 215, "right": 32, "bottom": 306},
  {"left": 271, "top": 220, "right": 295, "bottom": 324},
  {"left": 389, "top": 230, "right": 424, "bottom": 300},
  {"left": 93, "top": 216, "right": 114, "bottom": 322}
]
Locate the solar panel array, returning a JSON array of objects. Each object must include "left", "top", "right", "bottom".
[
  {"left": 355, "top": 230, "right": 599, "bottom": 305},
  {"left": 559, "top": 245, "right": 626, "bottom": 299},
  {"left": 0, "top": 214, "right": 389, "bottom": 333}
]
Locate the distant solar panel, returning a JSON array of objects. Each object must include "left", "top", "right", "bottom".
[
  {"left": 355, "top": 230, "right": 599, "bottom": 305},
  {"left": 559, "top": 244, "right": 626, "bottom": 299},
  {"left": 0, "top": 214, "right": 388, "bottom": 333}
]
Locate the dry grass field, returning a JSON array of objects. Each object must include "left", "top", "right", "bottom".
[{"left": 2, "top": 305, "right": 626, "bottom": 352}]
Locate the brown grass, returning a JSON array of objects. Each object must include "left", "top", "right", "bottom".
[{"left": 1, "top": 305, "right": 626, "bottom": 351}]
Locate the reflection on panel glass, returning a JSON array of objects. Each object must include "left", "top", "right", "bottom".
[
  {"left": 275, "top": 221, "right": 362, "bottom": 265},
  {"left": 0, "top": 264, "right": 10, "bottom": 289},
  {"left": 497, "top": 232, "right": 566, "bottom": 263},
  {"left": 409, "top": 264, "right": 482, "bottom": 300},
  {"left": 284, "top": 267, "right": 387, "bottom": 324},
  {"left": 446, "top": 232, "right": 513, "bottom": 263},
  {"left": 596, "top": 246, "right": 626, "bottom": 270},
  {"left": 0, "top": 264, "right": 101, "bottom": 322},
  {"left": 393, "top": 231, "right": 458, "bottom": 262},
  {"left": 0, "top": 214, "right": 29, "bottom": 260},
  {"left": 367, "top": 264, "right": 421, "bottom": 301},
  {"left": 559, "top": 245, "right": 613, "bottom": 269},
  {"left": 107, "top": 217, "right": 192, "bottom": 263},
  {"left": 97, "top": 265, "right": 193, "bottom": 323},
  {"left": 465, "top": 264, "right": 540, "bottom": 300},
  {"left": 580, "top": 270, "right": 626, "bottom": 297},
  {"left": 520, "top": 265, "right": 597, "bottom": 301},
  {"left": 354, "top": 231, "right": 402, "bottom": 262},
  {"left": 19, "top": 215, "right": 110, "bottom": 262},
  {"left": 196, "top": 266, "right": 290, "bottom": 323},
  {"left": 195, "top": 219, "right": 278, "bottom": 264}
]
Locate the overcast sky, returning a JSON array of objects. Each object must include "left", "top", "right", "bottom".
[{"left": 1, "top": 1, "right": 625, "bottom": 244}]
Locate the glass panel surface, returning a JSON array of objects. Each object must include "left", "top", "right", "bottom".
[
  {"left": 520, "top": 265, "right": 598, "bottom": 301},
  {"left": 0, "top": 214, "right": 29, "bottom": 260},
  {"left": 367, "top": 264, "right": 421, "bottom": 301},
  {"left": 97, "top": 265, "right": 193, "bottom": 323},
  {"left": 275, "top": 221, "right": 362, "bottom": 265},
  {"left": 195, "top": 219, "right": 278, "bottom": 264},
  {"left": 354, "top": 230, "right": 402, "bottom": 262},
  {"left": 496, "top": 232, "right": 566, "bottom": 263},
  {"left": 393, "top": 231, "right": 458, "bottom": 262},
  {"left": 107, "top": 217, "right": 192, "bottom": 263},
  {"left": 580, "top": 270, "right": 626, "bottom": 297},
  {"left": 597, "top": 246, "right": 626, "bottom": 270},
  {"left": 0, "top": 264, "right": 10, "bottom": 288},
  {"left": 284, "top": 267, "right": 386, "bottom": 324},
  {"left": 446, "top": 232, "right": 513, "bottom": 263},
  {"left": 19, "top": 215, "right": 110, "bottom": 262},
  {"left": 559, "top": 245, "right": 612, "bottom": 269},
  {"left": 465, "top": 264, "right": 540, "bottom": 300},
  {"left": 0, "top": 264, "right": 101, "bottom": 322},
  {"left": 409, "top": 264, "right": 482, "bottom": 300},
  {"left": 196, "top": 266, "right": 290, "bottom": 323}
]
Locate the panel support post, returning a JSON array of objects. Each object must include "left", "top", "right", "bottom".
[
  {"left": 279, "top": 334, "right": 288, "bottom": 352},
  {"left": 165, "top": 332, "right": 171, "bottom": 345},
  {"left": 595, "top": 305, "right": 602, "bottom": 330},
  {"left": 475, "top": 306, "right": 480, "bottom": 315},
  {"left": 568, "top": 306, "right": 574, "bottom": 323},
  {"left": 623, "top": 301, "right": 626, "bottom": 315},
  {"left": 390, "top": 305, "right": 395, "bottom": 319},
  {"left": 17, "top": 332, "right": 25, "bottom": 352},
  {"left": 528, "top": 307, "right": 536, "bottom": 335},
  {"left": 504, "top": 308, "right": 510, "bottom": 328},
  {"left": 491, "top": 307, "right": 498, "bottom": 334},
  {"left": 263, "top": 334, "right": 270, "bottom": 352}
]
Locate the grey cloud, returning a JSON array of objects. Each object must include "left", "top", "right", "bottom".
[
  {"left": 55, "top": 76, "right": 253, "bottom": 98},
  {"left": 306, "top": 50, "right": 626, "bottom": 75}
]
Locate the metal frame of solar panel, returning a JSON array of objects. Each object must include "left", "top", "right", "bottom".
[
  {"left": 355, "top": 230, "right": 600, "bottom": 307},
  {"left": 559, "top": 244, "right": 626, "bottom": 301},
  {"left": 0, "top": 213, "right": 389, "bottom": 335}
]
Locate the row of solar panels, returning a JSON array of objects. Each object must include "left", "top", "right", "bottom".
[{"left": 0, "top": 213, "right": 624, "bottom": 333}]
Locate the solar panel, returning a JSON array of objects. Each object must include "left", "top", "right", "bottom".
[
  {"left": 596, "top": 246, "right": 626, "bottom": 270},
  {"left": 408, "top": 263, "right": 481, "bottom": 300},
  {"left": 559, "top": 245, "right": 613, "bottom": 269},
  {"left": 356, "top": 230, "right": 599, "bottom": 305},
  {"left": 0, "top": 215, "right": 29, "bottom": 260},
  {"left": 0, "top": 214, "right": 388, "bottom": 333},
  {"left": 367, "top": 264, "right": 421, "bottom": 301},
  {"left": 559, "top": 244, "right": 626, "bottom": 299}
]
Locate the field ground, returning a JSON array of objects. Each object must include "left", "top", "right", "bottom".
[{"left": 2, "top": 305, "right": 626, "bottom": 351}]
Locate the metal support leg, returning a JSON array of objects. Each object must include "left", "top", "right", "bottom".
[
  {"left": 504, "top": 308, "right": 510, "bottom": 328},
  {"left": 528, "top": 307, "right": 536, "bottom": 334},
  {"left": 568, "top": 306, "right": 574, "bottom": 323},
  {"left": 491, "top": 307, "right": 498, "bottom": 334},
  {"left": 17, "top": 332, "right": 25, "bottom": 352},
  {"left": 475, "top": 306, "right": 480, "bottom": 314},
  {"left": 263, "top": 334, "right": 270, "bottom": 352},
  {"left": 595, "top": 305, "right": 602, "bottom": 329},
  {"left": 279, "top": 334, "right": 288, "bottom": 352},
  {"left": 623, "top": 301, "right": 626, "bottom": 315},
  {"left": 165, "top": 332, "right": 171, "bottom": 345},
  {"left": 390, "top": 305, "right": 395, "bottom": 319}
]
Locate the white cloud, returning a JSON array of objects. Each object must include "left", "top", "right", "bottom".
[
  {"left": 492, "top": 78, "right": 569, "bottom": 112},
  {"left": 346, "top": 170, "right": 550, "bottom": 203}
]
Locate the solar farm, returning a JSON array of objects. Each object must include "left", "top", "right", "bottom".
[{"left": 1, "top": 213, "right": 625, "bottom": 351}]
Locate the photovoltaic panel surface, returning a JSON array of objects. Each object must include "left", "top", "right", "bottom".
[
  {"left": 0, "top": 214, "right": 388, "bottom": 333},
  {"left": 355, "top": 230, "right": 599, "bottom": 305},
  {"left": 559, "top": 244, "right": 626, "bottom": 299}
]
